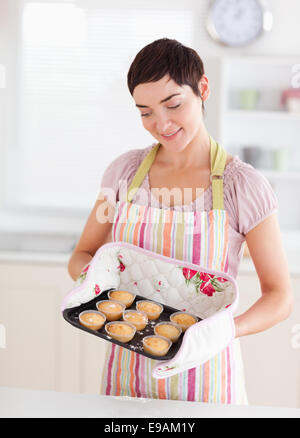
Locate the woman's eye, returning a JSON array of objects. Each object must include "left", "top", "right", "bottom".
[
  {"left": 168, "top": 104, "right": 181, "bottom": 109},
  {"left": 140, "top": 104, "right": 180, "bottom": 118}
]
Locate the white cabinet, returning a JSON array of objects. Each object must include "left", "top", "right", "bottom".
[
  {"left": 0, "top": 260, "right": 107, "bottom": 395},
  {"left": 205, "top": 56, "right": 300, "bottom": 230},
  {"left": 1, "top": 259, "right": 299, "bottom": 408},
  {"left": 236, "top": 273, "right": 300, "bottom": 409},
  {"left": 220, "top": 57, "right": 300, "bottom": 153}
]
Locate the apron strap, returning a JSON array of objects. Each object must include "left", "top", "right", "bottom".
[
  {"left": 126, "top": 143, "right": 161, "bottom": 203},
  {"left": 210, "top": 136, "right": 227, "bottom": 210},
  {"left": 126, "top": 137, "right": 227, "bottom": 210}
]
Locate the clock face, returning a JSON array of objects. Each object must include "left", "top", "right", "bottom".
[{"left": 207, "top": 0, "right": 270, "bottom": 47}]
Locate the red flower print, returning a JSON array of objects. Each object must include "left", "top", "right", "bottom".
[
  {"left": 199, "top": 272, "right": 213, "bottom": 282},
  {"left": 200, "top": 283, "right": 215, "bottom": 297},
  {"left": 94, "top": 284, "right": 101, "bottom": 295},
  {"left": 117, "top": 255, "right": 125, "bottom": 272},
  {"left": 210, "top": 276, "right": 228, "bottom": 292},
  {"left": 155, "top": 281, "right": 162, "bottom": 292},
  {"left": 82, "top": 265, "right": 90, "bottom": 273},
  {"left": 182, "top": 268, "right": 198, "bottom": 280},
  {"left": 118, "top": 262, "right": 125, "bottom": 272},
  {"left": 216, "top": 276, "right": 228, "bottom": 283}
]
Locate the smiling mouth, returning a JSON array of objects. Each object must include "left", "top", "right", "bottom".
[{"left": 161, "top": 128, "right": 182, "bottom": 138}]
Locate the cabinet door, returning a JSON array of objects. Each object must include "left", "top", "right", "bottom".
[
  {"left": 0, "top": 261, "right": 108, "bottom": 394},
  {"left": 0, "top": 262, "right": 66, "bottom": 391},
  {"left": 57, "top": 268, "right": 107, "bottom": 395},
  {"left": 236, "top": 274, "right": 300, "bottom": 408}
]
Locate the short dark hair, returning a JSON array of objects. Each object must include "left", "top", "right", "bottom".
[{"left": 127, "top": 38, "right": 205, "bottom": 110}]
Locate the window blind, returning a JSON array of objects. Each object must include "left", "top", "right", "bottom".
[{"left": 15, "top": 0, "right": 195, "bottom": 210}]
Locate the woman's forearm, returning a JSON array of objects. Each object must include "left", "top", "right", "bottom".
[
  {"left": 68, "top": 251, "right": 93, "bottom": 281},
  {"left": 234, "top": 288, "right": 293, "bottom": 338}
]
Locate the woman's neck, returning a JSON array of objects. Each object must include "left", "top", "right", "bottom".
[{"left": 156, "top": 127, "right": 211, "bottom": 171}]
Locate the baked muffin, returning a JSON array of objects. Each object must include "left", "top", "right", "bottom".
[
  {"left": 108, "top": 290, "right": 136, "bottom": 308},
  {"left": 105, "top": 321, "right": 136, "bottom": 343},
  {"left": 154, "top": 321, "right": 182, "bottom": 342},
  {"left": 170, "top": 311, "right": 198, "bottom": 332},
  {"left": 79, "top": 310, "right": 106, "bottom": 330},
  {"left": 142, "top": 335, "right": 172, "bottom": 357},
  {"left": 136, "top": 300, "right": 163, "bottom": 321},
  {"left": 123, "top": 310, "right": 148, "bottom": 331},
  {"left": 96, "top": 300, "right": 125, "bottom": 321}
]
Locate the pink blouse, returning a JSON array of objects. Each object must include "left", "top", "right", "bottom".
[{"left": 100, "top": 144, "right": 278, "bottom": 279}]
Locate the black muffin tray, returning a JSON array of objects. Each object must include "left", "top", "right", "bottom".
[{"left": 63, "top": 289, "right": 200, "bottom": 361}]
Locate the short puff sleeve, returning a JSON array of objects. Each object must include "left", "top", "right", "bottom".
[
  {"left": 224, "top": 160, "right": 278, "bottom": 236},
  {"left": 99, "top": 148, "right": 142, "bottom": 205}
]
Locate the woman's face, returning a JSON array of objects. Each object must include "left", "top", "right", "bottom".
[{"left": 133, "top": 74, "right": 209, "bottom": 153}]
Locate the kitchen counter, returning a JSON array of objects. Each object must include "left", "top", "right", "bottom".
[
  {"left": 0, "top": 387, "right": 299, "bottom": 418},
  {"left": 0, "top": 250, "right": 70, "bottom": 265}
]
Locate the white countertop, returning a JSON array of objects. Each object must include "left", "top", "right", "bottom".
[
  {"left": 0, "top": 250, "right": 70, "bottom": 265},
  {"left": 0, "top": 387, "right": 299, "bottom": 418}
]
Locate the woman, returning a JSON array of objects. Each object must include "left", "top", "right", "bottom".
[{"left": 68, "top": 38, "right": 292, "bottom": 404}]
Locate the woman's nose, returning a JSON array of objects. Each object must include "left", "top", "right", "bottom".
[{"left": 155, "top": 116, "right": 172, "bottom": 133}]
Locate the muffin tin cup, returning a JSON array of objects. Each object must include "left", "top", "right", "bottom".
[
  {"left": 96, "top": 299, "right": 125, "bottom": 321},
  {"left": 154, "top": 321, "right": 182, "bottom": 343},
  {"left": 135, "top": 300, "right": 163, "bottom": 321},
  {"left": 123, "top": 309, "right": 148, "bottom": 331},
  {"left": 142, "top": 335, "right": 172, "bottom": 357},
  {"left": 108, "top": 290, "right": 136, "bottom": 309},
  {"left": 105, "top": 321, "right": 136, "bottom": 343},
  {"left": 170, "top": 311, "right": 199, "bottom": 333},
  {"left": 79, "top": 310, "right": 106, "bottom": 331},
  {"left": 63, "top": 290, "right": 202, "bottom": 361}
]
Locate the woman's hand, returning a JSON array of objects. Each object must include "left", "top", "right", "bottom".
[{"left": 234, "top": 213, "right": 293, "bottom": 338}]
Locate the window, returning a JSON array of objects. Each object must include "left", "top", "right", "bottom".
[{"left": 4, "top": 0, "right": 195, "bottom": 212}]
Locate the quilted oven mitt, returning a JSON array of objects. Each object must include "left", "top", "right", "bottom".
[
  {"left": 61, "top": 246, "right": 121, "bottom": 310},
  {"left": 62, "top": 242, "right": 238, "bottom": 380},
  {"left": 152, "top": 309, "right": 236, "bottom": 379}
]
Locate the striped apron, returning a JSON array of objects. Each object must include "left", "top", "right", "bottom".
[{"left": 100, "top": 137, "right": 248, "bottom": 404}]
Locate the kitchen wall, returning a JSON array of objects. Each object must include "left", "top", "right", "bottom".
[
  {"left": 0, "top": 0, "right": 300, "bottom": 226},
  {"left": 194, "top": 0, "right": 300, "bottom": 57}
]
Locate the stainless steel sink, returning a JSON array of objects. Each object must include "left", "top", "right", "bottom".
[{"left": 0, "top": 232, "right": 79, "bottom": 254}]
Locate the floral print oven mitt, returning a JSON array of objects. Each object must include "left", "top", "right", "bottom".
[{"left": 61, "top": 242, "right": 238, "bottom": 379}]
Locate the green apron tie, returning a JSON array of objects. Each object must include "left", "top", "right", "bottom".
[
  {"left": 209, "top": 136, "right": 227, "bottom": 210},
  {"left": 126, "top": 143, "right": 160, "bottom": 203},
  {"left": 126, "top": 136, "right": 227, "bottom": 210}
]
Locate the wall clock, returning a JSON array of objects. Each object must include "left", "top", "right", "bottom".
[{"left": 206, "top": 0, "right": 273, "bottom": 47}]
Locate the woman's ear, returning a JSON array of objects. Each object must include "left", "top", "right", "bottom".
[{"left": 198, "top": 75, "right": 210, "bottom": 101}]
